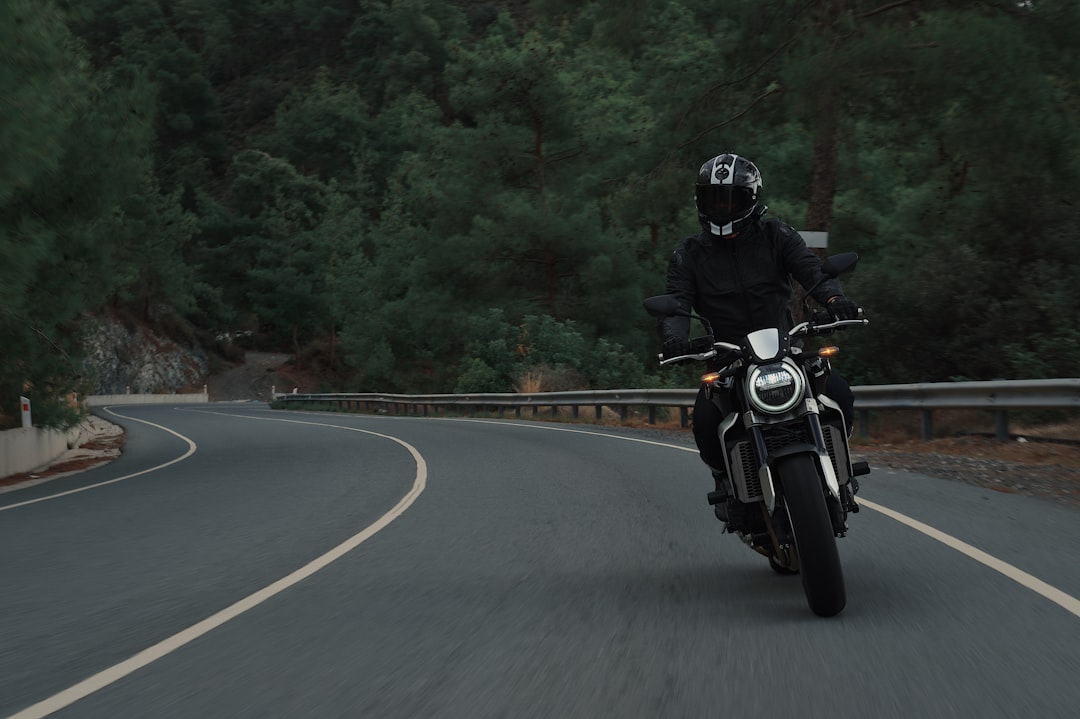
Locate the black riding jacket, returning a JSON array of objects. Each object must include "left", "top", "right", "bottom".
[{"left": 661, "top": 218, "right": 843, "bottom": 344}]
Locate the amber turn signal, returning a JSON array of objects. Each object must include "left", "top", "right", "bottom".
[{"left": 818, "top": 346, "right": 840, "bottom": 358}]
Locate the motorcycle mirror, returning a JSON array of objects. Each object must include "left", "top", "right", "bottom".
[
  {"left": 642, "top": 294, "right": 685, "bottom": 318},
  {"left": 821, "top": 252, "right": 859, "bottom": 279}
]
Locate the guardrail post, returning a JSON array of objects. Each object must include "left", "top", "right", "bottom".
[
  {"left": 595, "top": 405, "right": 602, "bottom": 420},
  {"left": 532, "top": 406, "right": 539, "bottom": 416},
  {"left": 921, "top": 410, "right": 934, "bottom": 441},
  {"left": 858, "top": 409, "right": 870, "bottom": 438},
  {"left": 619, "top": 407, "right": 628, "bottom": 422},
  {"left": 515, "top": 406, "right": 522, "bottom": 418},
  {"left": 572, "top": 405, "right": 579, "bottom": 419},
  {"left": 680, "top": 407, "right": 689, "bottom": 428},
  {"left": 994, "top": 410, "right": 1009, "bottom": 441},
  {"left": 648, "top": 406, "right": 656, "bottom": 425}
]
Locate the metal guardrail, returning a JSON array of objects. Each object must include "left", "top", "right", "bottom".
[
  {"left": 853, "top": 379, "right": 1080, "bottom": 439},
  {"left": 273, "top": 378, "right": 1080, "bottom": 440},
  {"left": 274, "top": 389, "right": 693, "bottom": 424}
]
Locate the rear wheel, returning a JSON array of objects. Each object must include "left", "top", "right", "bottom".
[{"left": 777, "top": 454, "right": 846, "bottom": 617}]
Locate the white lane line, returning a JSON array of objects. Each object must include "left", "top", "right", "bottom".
[
  {"left": 306, "top": 413, "right": 1080, "bottom": 620},
  {"left": 858, "top": 498, "right": 1080, "bottom": 619},
  {"left": 7, "top": 416, "right": 427, "bottom": 719},
  {"left": 0, "top": 408, "right": 197, "bottom": 512}
]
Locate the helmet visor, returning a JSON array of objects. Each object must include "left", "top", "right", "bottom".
[{"left": 695, "top": 185, "right": 757, "bottom": 224}]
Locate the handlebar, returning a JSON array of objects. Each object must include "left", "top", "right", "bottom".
[
  {"left": 658, "top": 350, "right": 717, "bottom": 366},
  {"left": 657, "top": 340, "right": 740, "bottom": 366},
  {"left": 657, "top": 318, "right": 868, "bottom": 366},
  {"left": 790, "top": 317, "right": 869, "bottom": 336}
]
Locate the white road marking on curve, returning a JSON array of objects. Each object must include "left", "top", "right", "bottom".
[
  {"left": 7, "top": 414, "right": 428, "bottom": 719},
  {"left": 340, "top": 413, "right": 1080, "bottom": 620},
  {"left": 0, "top": 407, "right": 197, "bottom": 512},
  {"left": 858, "top": 498, "right": 1080, "bottom": 619}
]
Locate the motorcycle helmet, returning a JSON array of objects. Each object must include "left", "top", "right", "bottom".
[{"left": 695, "top": 153, "right": 764, "bottom": 237}]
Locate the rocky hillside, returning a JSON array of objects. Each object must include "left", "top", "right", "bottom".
[
  {"left": 81, "top": 315, "right": 209, "bottom": 395},
  {"left": 79, "top": 313, "right": 314, "bottom": 402}
]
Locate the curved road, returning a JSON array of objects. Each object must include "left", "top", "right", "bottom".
[{"left": 2, "top": 404, "right": 1078, "bottom": 718}]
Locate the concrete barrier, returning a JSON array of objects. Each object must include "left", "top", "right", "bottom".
[
  {"left": 86, "top": 392, "right": 209, "bottom": 407},
  {"left": 1, "top": 393, "right": 207, "bottom": 480},
  {"left": 0, "top": 424, "right": 89, "bottom": 479}
]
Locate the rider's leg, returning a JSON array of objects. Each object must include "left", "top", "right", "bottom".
[{"left": 693, "top": 387, "right": 731, "bottom": 520}]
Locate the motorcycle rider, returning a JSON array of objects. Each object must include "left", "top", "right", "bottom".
[{"left": 659, "top": 153, "right": 860, "bottom": 521}]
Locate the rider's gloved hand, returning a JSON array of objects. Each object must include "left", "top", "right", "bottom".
[
  {"left": 662, "top": 336, "right": 692, "bottom": 361},
  {"left": 827, "top": 295, "right": 860, "bottom": 321}
]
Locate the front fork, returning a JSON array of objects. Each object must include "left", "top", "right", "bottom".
[
  {"left": 710, "top": 383, "right": 853, "bottom": 541},
  {"left": 743, "top": 404, "right": 843, "bottom": 515}
]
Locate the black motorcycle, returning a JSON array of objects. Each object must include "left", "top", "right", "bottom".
[{"left": 643, "top": 252, "right": 869, "bottom": 617}]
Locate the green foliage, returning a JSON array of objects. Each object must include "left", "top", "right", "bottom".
[
  {"left": 4, "top": 0, "right": 1080, "bottom": 420},
  {"left": 272, "top": 68, "right": 369, "bottom": 181},
  {"left": 453, "top": 310, "right": 648, "bottom": 393},
  {"left": 1, "top": 0, "right": 157, "bottom": 424}
]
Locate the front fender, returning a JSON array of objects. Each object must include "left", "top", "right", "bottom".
[{"left": 768, "top": 443, "right": 842, "bottom": 505}]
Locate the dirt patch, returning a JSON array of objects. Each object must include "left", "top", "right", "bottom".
[{"left": 206, "top": 352, "right": 294, "bottom": 401}]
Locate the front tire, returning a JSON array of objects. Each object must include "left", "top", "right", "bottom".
[{"left": 777, "top": 454, "right": 846, "bottom": 617}]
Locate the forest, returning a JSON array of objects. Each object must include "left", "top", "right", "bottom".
[{"left": 3, "top": 0, "right": 1079, "bottom": 427}]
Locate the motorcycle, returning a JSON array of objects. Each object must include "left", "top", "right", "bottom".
[{"left": 643, "top": 252, "right": 869, "bottom": 617}]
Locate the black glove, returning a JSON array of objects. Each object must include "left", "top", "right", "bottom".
[
  {"left": 662, "top": 336, "right": 692, "bottom": 361},
  {"left": 827, "top": 296, "right": 860, "bottom": 321}
]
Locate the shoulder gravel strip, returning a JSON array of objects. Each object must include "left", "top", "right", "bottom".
[
  {"left": 547, "top": 423, "right": 1080, "bottom": 512},
  {"left": 855, "top": 448, "right": 1080, "bottom": 510}
]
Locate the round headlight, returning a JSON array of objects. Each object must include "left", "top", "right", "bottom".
[{"left": 747, "top": 361, "right": 804, "bottom": 414}]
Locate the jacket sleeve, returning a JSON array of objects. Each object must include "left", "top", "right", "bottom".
[
  {"left": 775, "top": 222, "right": 842, "bottom": 305},
  {"left": 659, "top": 238, "right": 695, "bottom": 340}
]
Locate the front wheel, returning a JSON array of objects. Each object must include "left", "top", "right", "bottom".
[{"left": 777, "top": 454, "right": 846, "bottom": 617}]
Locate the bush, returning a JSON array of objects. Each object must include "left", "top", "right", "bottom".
[{"left": 453, "top": 311, "right": 649, "bottom": 393}]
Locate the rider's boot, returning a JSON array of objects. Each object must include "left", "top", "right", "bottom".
[{"left": 706, "top": 469, "right": 731, "bottom": 522}]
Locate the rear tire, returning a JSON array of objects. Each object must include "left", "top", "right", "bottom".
[{"left": 777, "top": 454, "right": 846, "bottom": 617}]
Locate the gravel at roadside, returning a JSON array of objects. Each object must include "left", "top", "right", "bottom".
[
  {"left": 587, "top": 423, "right": 1080, "bottom": 512},
  {"left": 853, "top": 447, "right": 1080, "bottom": 510}
]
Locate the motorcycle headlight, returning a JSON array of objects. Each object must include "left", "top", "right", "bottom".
[{"left": 747, "top": 360, "right": 804, "bottom": 414}]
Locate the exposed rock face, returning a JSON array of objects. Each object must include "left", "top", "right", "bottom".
[{"left": 81, "top": 316, "right": 209, "bottom": 394}]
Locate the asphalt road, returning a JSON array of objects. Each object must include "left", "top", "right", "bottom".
[{"left": 2, "top": 404, "right": 1079, "bottom": 718}]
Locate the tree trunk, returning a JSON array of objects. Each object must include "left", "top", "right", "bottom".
[
  {"left": 292, "top": 325, "right": 301, "bottom": 369},
  {"left": 804, "top": 109, "right": 839, "bottom": 236}
]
